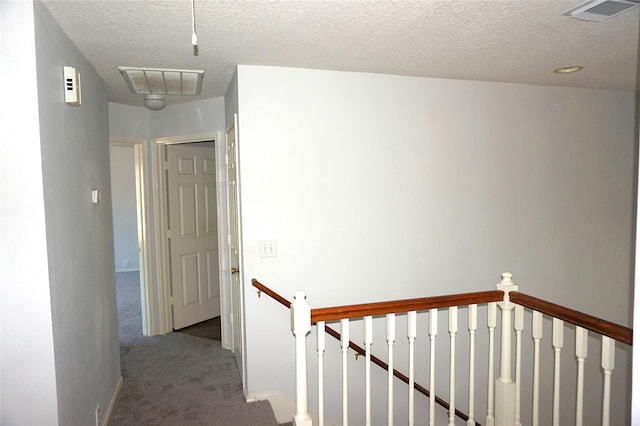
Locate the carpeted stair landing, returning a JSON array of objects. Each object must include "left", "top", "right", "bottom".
[{"left": 110, "top": 272, "right": 280, "bottom": 425}]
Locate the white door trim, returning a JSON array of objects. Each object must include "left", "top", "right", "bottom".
[
  {"left": 109, "top": 137, "right": 154, "bottom": 335},
  {"left": 152, "top": 132, "right": 229, "bottom": 338}
]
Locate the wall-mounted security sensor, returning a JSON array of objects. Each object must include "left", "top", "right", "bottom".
[
  {"left": 63, "top": 66, "right": 82, "bottom": 106},
  {"left": 91, "top": 189, "right": 101, "bottom": 204}
]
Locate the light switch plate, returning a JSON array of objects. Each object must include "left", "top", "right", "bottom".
[{"left": 259, "top": 240, "right": 277, "bottom": 258}]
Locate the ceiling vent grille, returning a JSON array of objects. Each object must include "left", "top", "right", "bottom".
[
  {"left": 118, "top": 67, "right": 204, "bottom": 95},
  {"left": 562, "top": 0, "right": 640, "bottom": 21}
]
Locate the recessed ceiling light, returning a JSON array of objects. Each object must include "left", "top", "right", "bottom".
[{"left": 553, "top": 66, "right": 584, "bottom": 74}]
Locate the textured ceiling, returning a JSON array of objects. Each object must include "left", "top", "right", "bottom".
[{"left": 41, "top": 0, "right": 639, "bottom": 109}]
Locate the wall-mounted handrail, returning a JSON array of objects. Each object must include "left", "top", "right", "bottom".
[
  {"left": 311, "top": 290, "right": 504, "bottom": 323},
  {"left": 252, "top": 278, "right": 291, "bottom": 308},
  {"left": 509, "top": 291, "right": 632, "bottom": 346}
]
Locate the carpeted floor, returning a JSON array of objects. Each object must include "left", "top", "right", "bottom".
[{"left": 110, "top": 271, "right": 279, "bottom": 426}]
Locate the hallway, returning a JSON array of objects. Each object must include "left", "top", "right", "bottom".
[{"left": 109, "top": 272, "right": 279, "bottom": 425}]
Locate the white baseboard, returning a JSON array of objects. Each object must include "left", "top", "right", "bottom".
[
  {"left": 115, "top": 268, "right": 140, "bottom": 273},
  {"left": 246, "top": 391, "right": 336, "bottom": 425},
  {"left": 103, "top": 376, "right": 123, "bottom": 426}
]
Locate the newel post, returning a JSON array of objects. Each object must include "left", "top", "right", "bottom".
[
  {"left": 291, "top": 291, "right": 312, "bottom": 426},
  {"left": 495, "top": 272, "right": 518, "bottom": 426}
]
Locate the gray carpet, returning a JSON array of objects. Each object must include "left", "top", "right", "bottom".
[{"left": 110, "top": 272, "right": 279, "bottom": 426}]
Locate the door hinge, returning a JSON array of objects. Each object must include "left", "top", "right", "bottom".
[
  {"left": 225, "top": 153, "right": 229, "bottom": 166},
  {"left": 169, "top": 296, "right": 175, "bottom": 305},
  {"left": 227, "top": 234, "right": 232, "bottom": 245},
  {"left": 166, "top": 230, "right": 172, "bottom": 239},
  {"left": 164, "top": 161, "right": 170, "bottom": 170}
]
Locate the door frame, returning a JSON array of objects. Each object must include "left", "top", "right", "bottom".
[
  {"left": 225, "top": 114, "right": 246, "bottom": 382},
  {"left": 152, "top": 132, "right": 230, "bottom": 345},
  {"left": 109, "top": 137, "right": 154, "bottom": 335}
]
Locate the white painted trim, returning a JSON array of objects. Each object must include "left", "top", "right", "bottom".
[
  {"left": 152, "top": 132, "right": 220, "bottom": 335},
  {"left": 214, "top": 131, "right": 232, "bottom": 350},
  {"left": 246, "top": 391, "right": 336, "bottom": 426},
  {"left": 115, "top": 268, "right": 140, "bottom": 273},
  {"left": 152, "top": 142, "right": 172, "bottom": 334},
  {"left": 102, "top": 376, "right": 123, "bottom": 426},
  {"left": 154, "top": 133, "right": 218, "bottom": 145},
  {"left": 225, "top": 114, "right": 247, "bottom": 386},
  {"left": 109, "top": 137, "right": 154, "bottom": 336}
]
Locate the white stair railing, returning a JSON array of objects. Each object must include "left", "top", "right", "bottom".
[
  {"left": 509, "top": 289, "right": 632, "bottom": 426},
  {"left": 291, "top": 291, "right": 312, "bottom": 426},
  {"left": 495, "top": 273, "right": 518, "bottom": 426},
  {"left": 253, "top": 274, "right": 632, "bottom": 426},
  {"left": 427, "top": 308, "right": 437, "bottom": 426}
]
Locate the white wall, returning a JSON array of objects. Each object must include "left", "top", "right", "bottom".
[
  {"left": 34, "top": 1, "right": 122, "bottom": 424},
  {"left": 110, "top": 145, "right": 139, "bottom": 271},
  {"left": 0, "top": 2, "right": 59, "bottom": 423},
  {"left": 234, "top": 65, "right": 635, "bottom": 423}
]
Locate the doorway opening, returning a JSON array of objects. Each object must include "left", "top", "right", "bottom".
[
  {"left": 151, "top": 132, "right": 232, "bottom": 348},
  {"left": 109, "top": 137, "right": 152, "bottom": 336}
]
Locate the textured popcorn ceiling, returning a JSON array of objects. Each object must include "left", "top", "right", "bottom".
[{"left": 42, "top": 0, "right": 639, "bottom": 108}]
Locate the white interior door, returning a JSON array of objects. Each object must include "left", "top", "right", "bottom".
[
  {"left": 167, "top": 144, "right": 221, "bottom": 330},
  {"left": 226, "top": 116, "right": 244, "bottom": 372}
]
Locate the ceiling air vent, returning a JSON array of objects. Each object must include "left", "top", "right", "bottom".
[{"left": 562, "top": 0, "right": 640, "bottom": 21}]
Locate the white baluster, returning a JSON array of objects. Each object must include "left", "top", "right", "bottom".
[
  {"left": 514, "top": 305, "right": 524, "bottom": 426},
  {"left": 429, "top": 308, "right": 438, "bottom": 426},
  {"left": 449, "top": 306, "right": 458, "bottom": 426},
  {"left": 317, "top": 321, "right": 326, "bottom": 426},
  {"left": 575, "top": 326, "right": 588, "bottom": 426},
  {"left": 386, "top": 313, "right": 395, "bottom": 426},
  {"left": 531, "top": 311, "right": 542, "bottom": 426},
  {"left": 364, "top": 316, "right": 373, "bottom": 426},
  {"left": 495, "top": 272, "right": 517, "bottom": 426},
  {"left": 341, "top": 318, "right": 350, "bottom": 426},
  {"left": 467, "top": 304, "right": 477, "bottom": 426},
  {"left": 408, "top": 310, "right": 417, "bottom": 426},
  {"left": 601, "top": 336, "right": 615, "bottom": 426},
  {"left": 291, "top": 291, "right": 312, "bottom": 426},
  {"left": 486, "top": 302, "right": 497, "bottom": 426},
  {"left": 552, "top": 318, "right": 563, "bottom": 426}
]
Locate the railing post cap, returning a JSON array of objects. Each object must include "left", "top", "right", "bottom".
[
  {"left": 497, "top": 272, "right": 518, "bottom": 306},
  {"left": 293, "top": 290, "right": 307, "bottom": 300},
  {"left": 500, "top": 272, "right": 514, "bottom": 284}
]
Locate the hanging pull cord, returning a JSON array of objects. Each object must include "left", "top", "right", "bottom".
[{"left": 191, "top": 0, "right": 199, "bottom": 56}]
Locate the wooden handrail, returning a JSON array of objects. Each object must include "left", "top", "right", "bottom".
[
  {"left": 509, "top": 291, "right": 632, "bottom": 346},
  {"left": 252, "top": 278, "right": 291, "bottom": 309},
  {"left": 311, "top": 290, "right": 504, "bottom": 323}
]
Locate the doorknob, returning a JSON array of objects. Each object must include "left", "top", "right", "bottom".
[{"left": 231, "top": 267, "right": 240, "bottom": 274}]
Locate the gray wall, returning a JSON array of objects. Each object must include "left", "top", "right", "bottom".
[
  {"left": 0, "top": 2, "right": 121, "bottom": 424},
  {"left": 34, "top": 2, "right": 121, "bottom": 424},
  {"left": 149, "top": 97, "right": 226, "bottom": 139}
]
